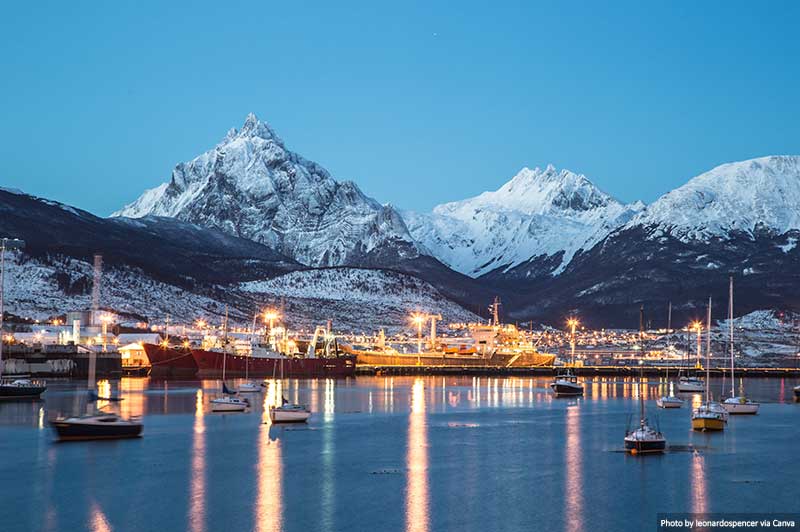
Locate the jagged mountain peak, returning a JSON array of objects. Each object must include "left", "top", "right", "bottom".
[
  {"left": 438, "top": 164, "right": 619, "bottom": 217},
  {"left": 113, "top": 114, "right": 418, "bottom": 267},
  {"left": 628, "top": 155, "right": 800, "bottom": 241}
]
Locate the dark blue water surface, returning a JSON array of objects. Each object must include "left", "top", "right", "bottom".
[{"left": 1, "top": 376, "right": 799, "bottom": 532}]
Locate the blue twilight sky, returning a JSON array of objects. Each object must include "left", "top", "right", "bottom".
[{"left": 1, "top": 0, "right": 799, "bottom": 216}]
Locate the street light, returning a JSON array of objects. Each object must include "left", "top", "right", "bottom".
[
  {"left": 691, "top": 320, "right": 703, "bottom": 368},
  {"left": 566, "top": 318, "right": 579, "bottom": 366},
  {"left": 0, "top": 237, "right": 24, "bottom": 380},
  {"left": 411, "top": 313, "right": 426, "bottom": 364}
]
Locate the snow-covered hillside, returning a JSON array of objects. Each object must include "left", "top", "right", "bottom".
[
  {"left": 241, "top": 268, "right": 479, "bottom": 333},
  {"left": 627, "top": 156, "right": 800, "bottom": 241},
  {"left": 404, "top": 165, "right": 642, "bottom": 277},
  {"left": 2, "top": 252, "right": 229, "bottom": 324},
  {"left": 114, "top": 113, "right": 419, "bottom": 267}
]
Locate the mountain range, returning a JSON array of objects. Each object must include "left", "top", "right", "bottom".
[{"left": 4, "top": 113, "right": 800, "bottom": 328}]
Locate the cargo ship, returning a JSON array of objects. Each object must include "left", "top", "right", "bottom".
[
  {"left": 142, "top": 343, "right": 198, "bottom": 378},
  {"left": 190, "top": 347, "right": 356, "bottom": 378},
  {"left": 345, "top": 322, "right": 556, "bottom": 368}
]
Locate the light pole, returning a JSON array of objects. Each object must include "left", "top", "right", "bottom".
[
  {"left": 264, "top": 310, "right": 279, "bottom": 349},
  {"left": 411, "top": 313, "right": 425, "bottom": 364},
  {"left": 0, "top": 238, "right": 24, "bottom": 380},
  {"left": 692, "top": 321, "right": 703, "bottom": 369},
  {"left": 567, "top": 318, "right": 579, "bottom": 366}
]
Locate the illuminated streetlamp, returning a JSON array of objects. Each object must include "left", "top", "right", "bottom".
[
  {"left": 566, "top": 318, "right": 579, "bottom": 366},
  {"left": 411, "top": 313, "right": 426, "bottom": 364},
  {"left": 264, "top": 310, "right": 279, "bottom": 332},
  {"left": 691, "top": 320, "right": 703, "bottom": 369}
]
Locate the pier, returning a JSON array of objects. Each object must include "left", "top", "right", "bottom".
[{"left": 355, "top": 364, "right": 800, "bottom": 377}]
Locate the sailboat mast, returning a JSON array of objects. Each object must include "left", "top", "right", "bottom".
[
  {"left": 706, "top": 297, "right": 711, "bottom": 403},
  {"left": 729, "top": 276, "right": 735, "bottom": 398},
  {"left": 639, "top": 305, "right": 645, "bottom": 424}
]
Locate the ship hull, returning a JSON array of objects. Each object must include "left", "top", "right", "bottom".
[
  {"left": 624, "top": 438, "right": 666, "bottom": 453},
  {"left": 191, "top": 349, "right": 356, "bottom": 378},
  {"left": 353, "top": 350, "right": 555, "bottom": 367},
  {"left": 143, "top": 344, "right": 198, "bottom": 377},
  {"left": 550, "top": 382, "right": 584, "bottom": 396},
  {"left": 51, "top": 420, "right": 143, "bottom": 441},
  {"left": 691, "top": 416, "right": 725, "bottom": 431},
  {"left": 0, "top": 383, "right": 47, "bottom": 400}
]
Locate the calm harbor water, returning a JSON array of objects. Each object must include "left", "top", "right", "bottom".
[{"left": 1, "top": 376, "right": 799, "bottom": 532}]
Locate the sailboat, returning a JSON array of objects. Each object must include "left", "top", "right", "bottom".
[
  {"left": 657, "top": 365, "right": 684, "bottom": 409},
  {"left": 237, "top": 313, "right": 262, "bottom": 393},
  {"left": 211, "top": 307, "right": 248, "bottom": 412},
  {"left": 550, "top": 318, "right": 583, "bottom": 397},
  {"left": 691, "top": 297, "right": 727, "bottom": 431},
  {"left": 269, "top": 358, "right": 310, "bottom": 423},
  {"left": 677, "top": 321, "right": 705, "bottom": 393},
  {"left": 51, "top": 344, "right": 142, "bottom": 441},
  {"left": 722, "top": 277, "right": 759, "bottom": 415},
  {"left": 625, "top": 306, "right": 666, "bottom": 453}
]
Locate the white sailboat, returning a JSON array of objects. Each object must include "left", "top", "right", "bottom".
[
  {"left": 550, "top": 318, "right": 583, "bottom": 396},
  {"left": 625, "top": 306, "right": 666, "bottom": 453},
  {"left": 722, "top": 277, "right": 759, "bottom": 415},
  {"left": 677, "top": 319, "right": 705, "bottom": 393},
  {"left": 211, "top": 307, "right": 248, "bottom": 413},
  {"left": 269, "top": 358, "right": 310, "bottom": 423},
  {"left": 692, "top": 297, "right": 727, "bottom": 431},
  {"left": 237, "top": 313, "right": 262, "bottom": 394},
  {"left": 657, "top": 365, "right": 684, "bottom": 408}
]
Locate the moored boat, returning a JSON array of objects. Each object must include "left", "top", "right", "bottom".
[
  {"left": 691, "top": 297, "right": 726, "bottom": 432},
  {"left": 51, "top": 413, "right": 143, "bottom": 441},
  {"left": 550, "top": 370, "right": 583, "bottom": 396},
  {"left": 143, "top": 343, "right": 198, "bottom": 377},
  {"left": 0, "top": 378, "right": 47, "bottom": 400},
  {"left": 721, "top": 277, "right": 759, "bottom": 415},
  {"left": 191, "top": 348, "right": 355, "bottom": 378},
  {"left": 677, "top": 376, "right": 705, "bottom": 393},
  {"left": 656, "top": 395, "right": 683, "bottom": 409},
  {"left": 270, "top": 402, "right": 311, "bottom": 423},
  {"left": 211, "top": 396, "right": 248, "bottom": 412},
  {"left": 794, "top": 385, "right": 800, "bottom": 399}
]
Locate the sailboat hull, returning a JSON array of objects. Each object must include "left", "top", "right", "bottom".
[
  {"left": 722, "top": 399, "right": 759, "bottom": 415},
  {"left": 51, "top": 419, "right": 143, "bottom": 441},
  {"left": 656, "top": 397, "right": 683, "bottom": 409},
  {"left": 624, "top": 438, "right": 666, "bottom": 453},
  {"left": 691, "top": 416, "right": 725, "bottom": 431}
]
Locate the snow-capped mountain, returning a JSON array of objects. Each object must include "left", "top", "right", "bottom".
[
  {"left": 404, "top": 165, "right": 643, "bottom": 278},
  {"left": 114, "top": 113, "right": 419, "bottom": 267},
  {"left": 625, "top": 156, "right": 800, "bottom": 241}
]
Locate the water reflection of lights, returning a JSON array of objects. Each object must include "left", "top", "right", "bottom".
[
  {"left": 564, "top": 404, "right": 584, "bottom": 532},
  {"left": 256, "top": 391, "right": 283, "bottom": 532},
  {"left": 321, "top": 378, "right": 337, "bottom": 532},
  {"left": 691, "top": 452, "right": 707, "bottom": 515},
  {"left": 90, "top": 501, "right": 112, "bottom": 532},
  {"left": 189, "top": 389, "right": 206, "bottom": 532},
  {"left": 406, "top": 379, "right": 429, "bottom": 532}
]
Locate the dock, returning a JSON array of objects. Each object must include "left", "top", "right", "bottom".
[{"left": 355, "top": 364, "right": 800, "bottom": 377}]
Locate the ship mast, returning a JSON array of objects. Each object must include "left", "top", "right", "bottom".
[
  {"left": 729, "top": 276, "right": 735, "bottom": 399},
  {"left": 706, "top": 297, "right": 712, "bottom": 403}
]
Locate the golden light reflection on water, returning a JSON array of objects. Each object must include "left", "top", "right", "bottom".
[
  {"left": 564, "top": 404, "right": 584, "bottom": 532},
  {"left": 256, "top": 390, "right": 283, "bottom": 532},
  {"left": 406, "top": 378, "right": 429, "bottom": 532},
  {"left": 691, "top": 451, "right": 707, "bottom": 515},
  {"left": 189, "top": 389, "right": 206, "bottom": 532},
  {"left": 90, "top": 500, "right": 112, "bottom": 532}
]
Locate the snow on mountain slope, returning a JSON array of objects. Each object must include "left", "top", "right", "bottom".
[
  {"left": 114, "top": 113, "right": 419, "bottom": 267},
  {"left": 241, "top": 268, "right": 479, "bottom": 333},
  {"left": 626, "top": 156, "right": 800, "bottom": 241},
  {"left": 404, "top": 165, "right": 643, "bottom": 277},
  {"left": 2, "top": 252, "right": 228, "bottom": 324}
]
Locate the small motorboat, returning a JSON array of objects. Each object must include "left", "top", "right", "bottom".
[
  {"left": 656, "top": 395, "right": 684, "bottom": 409},
  {"left": 211, "top": 396, "right": 248, "bottom": 412},
  {"left": 0, "top": 378, "right": 47, "bottom": 399},
  {"left": 677, "top": 376, "right": 705, "bottom": 393},
  {"left": 270, "top": 396, "right": 311, "bottom": 423},
  {"left": 691, "top": 404, "right": 726, "bottom": 431},
  {"left": 624, "top": 422, "right": 666, "bottom": 454},
  {"left": 549, "top": 371, "right": 583, "bottom": 397},
  {"left": 794, "top": 385, "right": 800, "bottom": 399},
  {"left": 51, "top": 413, "right": 143, "bottom": 441},
  {"left": 722, "top": 396, "right": 760, "bottom": 415},
  {"left": 237, "top": 381, "right": 261, "bottom": 393}
]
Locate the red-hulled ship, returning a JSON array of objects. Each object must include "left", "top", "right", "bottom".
[
  {"left": 142, "top": 343, "right": 198, "bottom": 377},
  {"left": 191, "top": 348, "right": 356, "bottom": 378}
]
